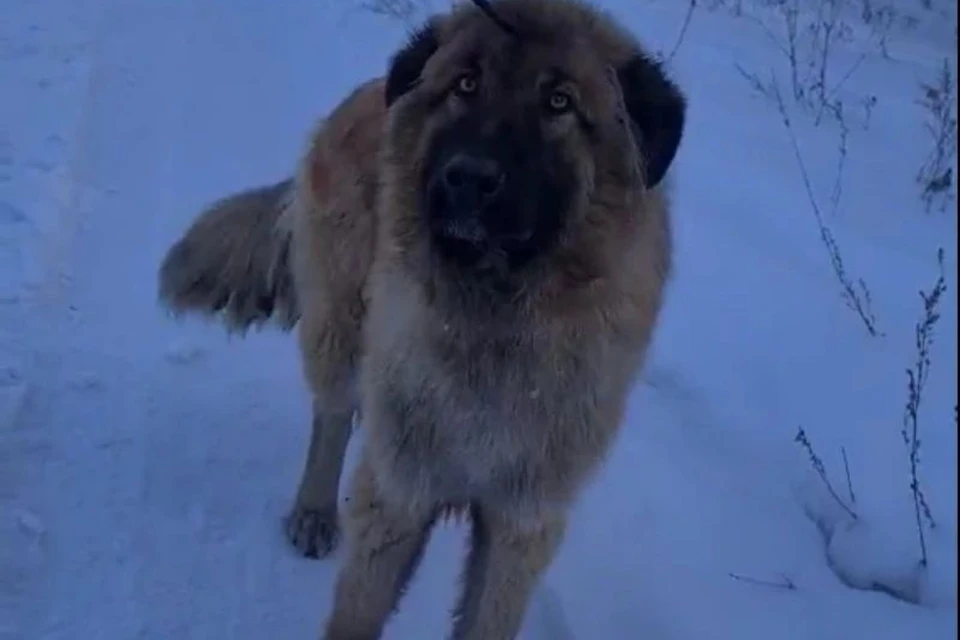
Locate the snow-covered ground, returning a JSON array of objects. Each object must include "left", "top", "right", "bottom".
[{"left": 1, "top": 0, "right": 956, "bottom": 638}]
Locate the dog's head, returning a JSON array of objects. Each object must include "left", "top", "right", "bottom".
[{"left": 381, "top": 0, "right": 685, "bottom": 281}]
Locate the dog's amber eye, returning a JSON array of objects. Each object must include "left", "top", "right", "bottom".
[
  {"left": 545, "top": 90, "right": 572, "bottom": 114},
  {"left": 454, "top": 73, "right": 479, "bottom": 96}
]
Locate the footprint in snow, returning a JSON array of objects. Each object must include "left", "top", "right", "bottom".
[{"left": 164, "top": 340, "right": 208, "bottom": 365}]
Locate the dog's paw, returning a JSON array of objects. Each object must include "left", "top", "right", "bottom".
[{"left": 285, "top": 504, "right": 340, "bottom": 559}]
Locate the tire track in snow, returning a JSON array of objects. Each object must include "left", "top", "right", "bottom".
[
  {"left": 11, "top": 1, "right": 387, "bottom": 638},
  {"left": 1, "top": 0, "right": 112, "bottom": 636}
]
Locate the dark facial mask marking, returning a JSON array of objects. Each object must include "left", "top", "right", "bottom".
[{"left": 422, "top": 112, "right": 576, "bottom": 271}]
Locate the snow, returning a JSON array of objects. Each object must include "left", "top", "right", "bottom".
[{"left": 1, "top": 0, "right": 956, "bottom": 638}]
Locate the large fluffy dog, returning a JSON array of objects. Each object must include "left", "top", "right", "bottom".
[{"left": 158, "top": 0, "right": 686, "bottom": 637}]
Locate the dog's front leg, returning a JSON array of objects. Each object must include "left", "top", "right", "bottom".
[
  {"left": 321, "top": 454, "right": 436, "bottom": 640},
  {"left": 450, "top": 505, "right": 567, "bottom": 640}
]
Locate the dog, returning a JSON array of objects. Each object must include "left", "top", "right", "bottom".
[{"left": 158, "top": 0, "right": 686, "bottom": 637}]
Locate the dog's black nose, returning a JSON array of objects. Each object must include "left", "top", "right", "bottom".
[{"left": 441, "top": 154, "right": 505, "bottom": 206}]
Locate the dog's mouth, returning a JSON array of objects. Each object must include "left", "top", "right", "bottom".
[
  {"left": 429, "top": 213, "right": 490, "bottom": 266},
  {"left": 436, "top": 215, "right": 487, "bottom": 244},
  {"left": 429, "top": 208, "right": 543, "bottom": 268}
]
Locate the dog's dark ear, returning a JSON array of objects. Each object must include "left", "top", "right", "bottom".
[
  {"left": 385, "top": 20, "right": 440, "bottom": 107},
  {"left": 615, "top": 53, "right": 686, "bottom": 187}
]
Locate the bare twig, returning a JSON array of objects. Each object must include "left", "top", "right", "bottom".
[
  {"left": 859, "top": 0, "right": 899, "bottom": 58},
  {"left": 859, "top": 95, "right": 878, "bottom": 130},
  {"left": 766, "top": 76, "right": 881, "bottom": 336},
  {"left": 827, "top": 101, "right": 850, "bottom": 212},
  {"left": 735, "top": 68, "right": 880, "bottom": 334},
  {"left": 795, "top": 427, "right": 859, "bottom": 522},
  {"left": 915, "top": 59, "right": 957, "bottom": 214},
  {"left": 728, "top": 572, "right": 798, "bottom": 591},
  {"left": 745, "top": 0, "right": 875, "bottom": 127},
  {"left": 841, "top": 446, "right": 857, "bottom": 506},
  {"left": 735, "top": 64, "right": 779, "bottom": 101},
  {"left": 747, "top": 1, "right": 803, "bottom": 100},
  {"left": 808, "top": 0, "right": 845, "bottom": 111},
  {"left": 817, "top": 53, "right": 868, "bottom": 126},
  {"left": 901, "top": 247, "right": 946, "bottom": 566},
  {"left": 665, "top": 0, "right": 698, "bottom": 63}
]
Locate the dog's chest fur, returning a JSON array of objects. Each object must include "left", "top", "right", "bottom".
[{"left": 361, "top": 268, "right": 631, "bottom": 515}]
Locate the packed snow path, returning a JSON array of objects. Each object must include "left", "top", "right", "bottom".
[{"left": 2, "top": 0, "right": 955, "bottom": 638}]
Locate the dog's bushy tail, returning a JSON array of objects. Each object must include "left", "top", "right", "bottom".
[{"left": 158, "top": 178, "right": 300, "bottom": 333}]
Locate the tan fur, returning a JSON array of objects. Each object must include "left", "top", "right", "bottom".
[
  {"left": 158, "top": 178, "right": 299, "bottom": 332},
  {"left": 158, "top": 0, "right": 682, "bottom": 637}
]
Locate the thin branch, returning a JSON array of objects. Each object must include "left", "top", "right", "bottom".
[
  {"left": 841, "top": 446, "right": 857, "bottom": 506},
  {"left": 901, "top": 247, "right": 946, "bottom": 566},
  {"left": 728, "top": 572, "right": 798, "bottom": 591},
  {"left": 796, "top": 427, "right": 859, "bottom": 522},
  {"left": 665, "top": 0, "right": 698, "bottom": 63}
]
